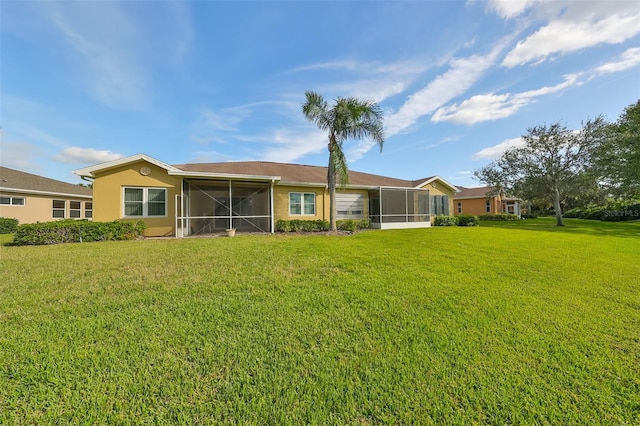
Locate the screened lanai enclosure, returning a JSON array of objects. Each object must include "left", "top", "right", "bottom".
[
  {"left": 369, "top": 187, "right": 432, "bottom": 229},
  {"left": 177, "top": 180, "right": 273, "bottom": 236}
]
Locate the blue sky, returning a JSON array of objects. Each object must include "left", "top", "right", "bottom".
[{"left": 2, "top": 1, "right": 639, "bottom": 186}]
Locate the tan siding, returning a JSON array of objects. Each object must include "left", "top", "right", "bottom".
[
  {"left": 273, "top": 185, "right": 328, "bottom": 221},
  {"left": 0, "top": 193, "right": 91, "bottom": 224},
  {"left": 92, "top": 160, "right": 180, "bottom": 237}
]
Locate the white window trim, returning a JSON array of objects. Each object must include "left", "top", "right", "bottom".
[
  {"left": 123, "top": 187, "right": 168, "bottom": 218},
  {"left": 0, "top": 195, "right": 26, "bottom": 206},
  {"left": 52, "top": 199, "right": 66, "bottom": 218},
  {"left": 289, "top": 192, "right": 316, "bottom": 216},
  {"left": 69, "top": 200, "right": 82, "bottom": 218}
]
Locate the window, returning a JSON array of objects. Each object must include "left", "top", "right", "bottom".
[
  {"left": 430, "top": 195, "right": 449, "bottom": 216},
  {"left": 486, "top": 199, "right": 491, "bottom": 213},
  {"left": 85, "top": 202, "right": 93, "bottom": 219},
  {"left": 52, "top": 200, "right": 66, "bottom": 218},
  {"left": 0, "top": 196, "right": 25, "bottom": 206},
  {"left": 69, "top": 201, "right": 81, "bottom": 218},
  {"left": 124, "top": 187, "right": 167, "bottom": 217},
  {"left": 457, "top": 202, "right": 462, "bottom": 214},
  {"left": 336, "top": 193, "right": 364, "bottom": 219},
  {"left": 289, "top": 192, "right": 315, "bottom": 216}
]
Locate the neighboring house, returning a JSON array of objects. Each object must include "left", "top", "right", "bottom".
[
  {"left": 0, "top": 166, "right": 93, "bottom": 224},
  {"left": 73, "top": 154, "right": 458, "bottom": 237},
  {"left": 454, "top": 186, "right": 521, "bottom": 217}
]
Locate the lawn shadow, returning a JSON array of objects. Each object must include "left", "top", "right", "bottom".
[{"left": 480, "top": 217, "right": 640, "bottom": 239}]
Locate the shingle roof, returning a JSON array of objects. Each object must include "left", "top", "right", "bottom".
[
  {"left": 0, "top": 166, "right": 92, "bottom": 197},
  {"left": 454, "top": 186, "right": 495, "bottom": 199},
  {"left": 173, "top": 161, "right": 414, "bottom": 188}
]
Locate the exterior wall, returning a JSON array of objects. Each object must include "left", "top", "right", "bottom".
[
  {"left": 420, "top": 181, "right": 456, "bottom": 219},
  {"left": 455, "top": 196, "right": 501, "bottom": 216},
  {"left": 272, "top": 186, "right": 370, "bottom": 223},
  {"left": 336, "top": 188, "right": 369, "bottom": 219},
  {"left": 92, "top": 160, "right": 180, "bottom": 237},
  {"left": 273, "top": 185, "right": 328, "bottom": 222},
  {"left": 0, "top": 192, "right": 92, "bottom": 224}
]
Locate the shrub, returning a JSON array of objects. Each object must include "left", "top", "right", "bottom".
[
  {"left": 434, "top": 215, "right": 458, "bottom": 226},
  {"left": 478, "top": 213, "right": 519, "bottom": 221},
  {"left": 12, "top": 220, "right": 147, "bottom": 246},
  {"left": 520, "top": 213, "right": 538, "bottom": 219},
  {"left": 602, "top": 203, "right": 640, "bottom": 222},
  {"left": 0, "top": 218, "right": 19, "bottom": 234},
  {"left": 456, "top": 214, "right": 479, "bottom": 226},
  {"left": 337, "top": 219, "right": 370, "bottom": 232},
  {"left": 275, "top": 219, "right": 329, "bottom": 232}
]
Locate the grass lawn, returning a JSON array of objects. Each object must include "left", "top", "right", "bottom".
[{"left": 1, "top": 218, "right": 639, "bottom": 423}]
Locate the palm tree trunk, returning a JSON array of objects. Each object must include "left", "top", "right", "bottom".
[{"left": 328, "top": 148, "right": 337, "bottom": 232}]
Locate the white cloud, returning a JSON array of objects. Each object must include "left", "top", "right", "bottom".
[
  {"left": 0, "top": 141, "right": 40, "bottom": 170},
  {"left": 259, "top": 129, "right": 327, "bottom": 163},
  {"left": 384, "top": 44, "right": 507, "bottom": 138},
  {"left": 432, "top": 74, "right": 579, "bottom": 125},
  {"left": 474, "top": 137, "right": 525, "bottom": 160},
  {"left": 485, "top": 0, "right": 537, "bottom": 19},
  {"left": 55, "top": 147, "right": 124, "bottom": 164},
  {"left": 503, "top": 12, "right": 640, "bottom": 67},
  {"left": 594, "top": 47, "right": 640, "bottom": 76}
]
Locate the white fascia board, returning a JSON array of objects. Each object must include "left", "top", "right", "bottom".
[
  {"left": 171, "top": 170, "right": 281, "bottom": 182},
  {"left": 0, "top": 187, "right": 92, "bottom": 199},
  {"left": 73, "top": 154, "right": 180, "bottom": 178},
  {"left": 453, "top": 195, "right": 493, "bottom": 200},
  {"left": 414, "top": 176, "right": 459, "bottom": 193},
  {"left": 378, "top": 185, "right": 429, "bottom": 191}
]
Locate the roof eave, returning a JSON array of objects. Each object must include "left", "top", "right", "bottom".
[{"left": 73, "top": 154, "right": 181, "bottom": 178}]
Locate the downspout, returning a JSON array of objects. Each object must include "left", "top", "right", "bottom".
[
  {"left": 270, "top": 179, "right": 275, "bottom": 233},
  {"left": 378, "top": 187, "right": 382, "bottom": 226},
  {"left": 180, "top": 178, "right": 184, "bottom": 238},
  {"left": 228, "top": 180, "right": 233, "bottom": 230}
]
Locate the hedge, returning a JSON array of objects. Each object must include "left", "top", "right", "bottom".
[
  {"left": 0, "top": 218, "right": 19, "bottom": 234},
  {"left": 275, "top": 219, "right": 329, "bottom": 232},
  {"left": 478, "top": 213, "right": 520, "bottom": 221},
  {"left": 337, "top": 219, "right": 370, "bottom": 232},
  {"left": 275, "top": 219, "right": 370, "bottom": 232},
  {"left": 12, "top": 220, "right": 147, "bottom": 246},
  {"left": 564, "top": 203, "right": 640, "bottom": 222},
  {"left": 456, "top": 214, "right": 480, "bottom": 226},
  {"left": 434, "top": 215, "right": 458, "bottom": 226}
]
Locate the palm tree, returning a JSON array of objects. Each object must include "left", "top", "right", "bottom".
[{"left": 302, "top": 91, "right": 385, "bottom": 231}]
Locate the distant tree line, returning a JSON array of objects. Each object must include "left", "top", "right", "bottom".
[{"left": 475, "top": 99, "right": 640, "bottom": 226}]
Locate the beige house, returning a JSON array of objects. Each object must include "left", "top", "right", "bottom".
[
  {"left": 0, "top": 166, "right": 93, "bottom": 224},
  {"left": 73, "top": 154, "right": 458, "bottom": 237},
  {"left": 454, "top": 186, "right": 521, "bottom": 217}
]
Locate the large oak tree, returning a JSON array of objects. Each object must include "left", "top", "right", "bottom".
[{"left": 475, "top": 118, "right": 607, "bottom": 226}]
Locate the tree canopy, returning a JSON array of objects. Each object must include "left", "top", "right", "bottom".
[
  {"left": 302, "top": 91, "right": 384, "bottom": 231},
  {"left": 475, "top": 118, "right": 607, "bottom": 226},
  {"left": 594, "top": 100, "right": 640, "bottom": 198}
]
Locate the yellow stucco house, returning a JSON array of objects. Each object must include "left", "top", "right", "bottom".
[
  {"left": 0, "top": 166, "right": 93, "bottom": 224},
  {"left": 73, "top": 154, "right": 458, "bottom": 237},
  {"left": 454, "top": 186, "right": 521, "bottom": 217}
]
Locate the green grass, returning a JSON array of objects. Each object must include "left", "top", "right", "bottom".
[{"left": 1, "top": 219, "right": 639, "bottom": 423}]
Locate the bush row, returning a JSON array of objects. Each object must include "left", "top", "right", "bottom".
[
  {"left": 478, "top": 213, "right": 520, "bottom": 221},
  {"left": 275, "top": 219, "right": 371, "bottom": 232},
  {"left": 275, "top": 219, "right": 329, "bottom": 232},
  {"left": 12, "top": 220, "right": 147, "bottom": 246},
  {"left": 0, "top": 218, "right": 19, "bottom": 234},
  {"left": 434, "top": 215, "right": 480, "bottom": 226},
  {"left": 564, "top": 203, "right": 640, "bottom": 222}
]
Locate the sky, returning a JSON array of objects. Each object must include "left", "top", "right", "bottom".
[{"left": 2, "top": 0, "right": 639, "bottom": 186}]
